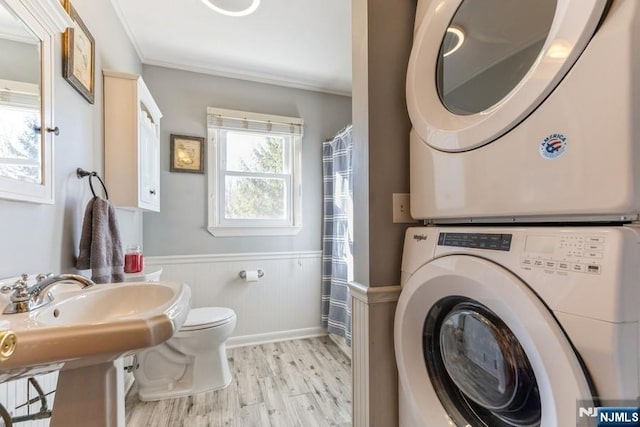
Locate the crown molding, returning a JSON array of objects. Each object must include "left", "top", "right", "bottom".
[
  {"left": 144, "top": 58, "right": 352, "bottom": 97},
  {"left": 19, "top": 0, "right": 73, "bottom": 33}
]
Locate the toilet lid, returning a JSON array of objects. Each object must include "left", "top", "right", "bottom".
[{"left": 180, "top": 307, "right": 236, "bottom": 331}]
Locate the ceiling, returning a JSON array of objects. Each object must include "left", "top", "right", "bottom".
[{"left": 110, "top": 0, "right": 352, "bottom": 96}]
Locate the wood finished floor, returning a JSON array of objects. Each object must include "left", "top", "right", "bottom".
[{"left": 125, "top": 337, "right": 352, "bottom": 427}]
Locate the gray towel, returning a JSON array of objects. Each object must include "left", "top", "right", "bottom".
[{"left": 76, "top": 197, "right": 125, "bottom": 283}]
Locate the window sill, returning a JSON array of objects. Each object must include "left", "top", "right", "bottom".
[{"left": 207, "top": 226, "right": 302, "bottom": 237}]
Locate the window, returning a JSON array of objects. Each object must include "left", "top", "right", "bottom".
[
  {"left": 207, "top": 107, "right": 303, "bottom": 236},
  {"left": 0, "top": 97, "right": 41, "bottom": 184},
  {"left": 0, "top": 79, "right": 45, "bottom": 198}
]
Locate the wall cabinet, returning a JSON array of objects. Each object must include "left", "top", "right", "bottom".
[{"left": 104, "top": 70, "right": 162, "bottom": 211}]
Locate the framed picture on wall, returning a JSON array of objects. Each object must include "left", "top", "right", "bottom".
[
  {"left": 170, "top": 134, "right": 205, "bottom": 174},
  {"left": 62, "top": 1, "right": 95, "bottom": 104}
]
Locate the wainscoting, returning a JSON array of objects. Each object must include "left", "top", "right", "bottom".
[
  {"left": 145, "top": 251, "right": 325, "bottom": 347},
  {"left": 349, "top": 282, "right": 401, "bottom": 427}
]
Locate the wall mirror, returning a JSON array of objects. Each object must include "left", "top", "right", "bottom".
[{"left": 0, "top": 0, "right": 71, "bottom": 203}]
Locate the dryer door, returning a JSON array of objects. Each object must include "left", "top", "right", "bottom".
[
  {"left": 395, "top": 255, "right": 593, "bottom": 427},
  {"left": 407, "top": 0, "right": 609, "bottom": 152}
]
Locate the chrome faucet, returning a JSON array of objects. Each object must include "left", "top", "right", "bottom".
[{"left": 1, "top": 273, "right": 95, "bottom": 314}]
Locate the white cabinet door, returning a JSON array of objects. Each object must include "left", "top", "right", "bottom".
[{"left": 138, "top": 110, "right": 160, "bottom": 210}]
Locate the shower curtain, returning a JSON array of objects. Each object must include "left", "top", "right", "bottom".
[{"left": 321, "top": 125, "right": 353, "bottom": 346}]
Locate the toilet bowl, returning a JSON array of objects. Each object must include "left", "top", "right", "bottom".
[{"left": 134, "top": 306, "right": 237, "bottom": 401}]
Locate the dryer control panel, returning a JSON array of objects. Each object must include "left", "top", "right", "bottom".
[
  {"left": 437, "top": 232, "right": 512, "bottom": 251},
  {"left": 521, "top": 234, "right": 604, "bottom": 275}
]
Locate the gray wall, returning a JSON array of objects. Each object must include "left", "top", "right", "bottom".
[
  {"left": 141, "top": 65, "right": 352, "bottom": 256},
  {"left": 352, "top": 0, "right": 416, "bottom": 287},
  {"left": 0, "top": 0, "right": 142, "bottom": 278}
]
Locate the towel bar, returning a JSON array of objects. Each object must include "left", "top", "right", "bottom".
[{"left": 77, "top": 168, "right": 109, "bottom": 200}]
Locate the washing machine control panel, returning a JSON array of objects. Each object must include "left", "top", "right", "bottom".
[
  {"left": 437, "top": 232, "right": 512, "bottom": 251},
  {"left": 521, "top": 235, "right": 604, "bottom": 275}
]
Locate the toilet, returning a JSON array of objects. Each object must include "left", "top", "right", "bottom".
[{"left": 134, "top": 306, "right": 237, "bottom": 401}]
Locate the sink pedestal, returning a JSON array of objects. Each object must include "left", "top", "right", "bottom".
[{"left": 50, "top": 361, "right": 125, "bottom": 427}]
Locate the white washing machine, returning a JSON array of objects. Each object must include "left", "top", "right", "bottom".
[
  {"left": 395, "top": 226, "right": 640, "bottom": 426},
  {"left": 407, "top": 0, "right": 640, "bottom": 222}
]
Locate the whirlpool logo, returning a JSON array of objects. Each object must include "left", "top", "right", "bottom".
[
  {"left": 413, "top": 234, "right": 428, "bottom": 242},
  {"left": 540, "top": 133, "right": 568, "bottom": 160}
]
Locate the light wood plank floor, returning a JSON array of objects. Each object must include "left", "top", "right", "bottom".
[{"left": 126, "top": 337, "right": 352, "bottom": 427}]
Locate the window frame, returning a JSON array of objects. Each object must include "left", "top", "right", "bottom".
[{"left": 207, "top": 107, "right": 303, "bottom": 237}]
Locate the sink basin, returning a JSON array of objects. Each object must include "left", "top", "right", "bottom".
[
  {"left": 0, "top": 280, "right": 191, "bottom": 381},
  {"left": 36, "top": 283, "right": 177, "bottom": 325}
]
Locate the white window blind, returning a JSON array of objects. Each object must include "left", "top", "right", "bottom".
[{"left": 207, "top": 107, "right": 303, "bottom": 136}]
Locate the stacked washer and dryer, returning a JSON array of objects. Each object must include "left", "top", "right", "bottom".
[{"left": 395, "top": 0, "right": 640, "bottom": 426}]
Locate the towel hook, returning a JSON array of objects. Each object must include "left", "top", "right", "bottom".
[{"left": 76, "top": 168, "right": 109, "bottom": 200}]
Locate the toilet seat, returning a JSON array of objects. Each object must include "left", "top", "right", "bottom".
[{"left": 179, "top": 307, "right": 236, "bottom": 332}]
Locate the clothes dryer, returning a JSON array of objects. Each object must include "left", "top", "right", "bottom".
[
  {"left": 395, "top": 226, "right": 640, "bottom": 426},
  {"left": 407, "top": 0, "right": 640, "bottom": 222}
]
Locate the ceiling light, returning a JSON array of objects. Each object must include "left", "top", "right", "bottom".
[
  {"left": 200, "top": 0, "right": 260, "bottom": 17},
  {"left": 443, "top": 26, "right": 465, "bottom": 57}
]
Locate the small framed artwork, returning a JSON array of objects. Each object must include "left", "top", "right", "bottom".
[
  {"left": 62, "top": 1, "right": 95, "bottom": 104},
  {"left": 170, "top": 134, "right": 205, "bottom": 174}
]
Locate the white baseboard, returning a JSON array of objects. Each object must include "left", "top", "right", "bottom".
[{"left": 227, "top": 327, "right": 327, "bottom": 349}]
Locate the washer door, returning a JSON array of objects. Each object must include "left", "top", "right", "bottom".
[
  {"left": 395, "top": 255, "right": 593, "bottom": 426},
  {"left": 407, "top": 0, "right": 609, "bottom": 152}
]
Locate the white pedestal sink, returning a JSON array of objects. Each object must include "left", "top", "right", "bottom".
[{"left": 0, "top": 280, "right": 191, "bottom": 427}]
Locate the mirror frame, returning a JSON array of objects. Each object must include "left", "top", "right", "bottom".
[{"left": 0, "top": 0, "right": 72, "bottom": 204}]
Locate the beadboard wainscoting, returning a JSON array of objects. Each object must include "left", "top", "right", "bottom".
[
  {"left": 349, "top": 282, "right": 401, "bottom": 427},
  {"left": 0, "top": 371, "right": 58, "bottom": 426},
  {"left": 145, "top": 251, "right": 325, "bottom": 347}
]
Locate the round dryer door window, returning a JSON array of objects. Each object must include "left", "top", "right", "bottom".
[
  {"left": 425, "top": 298, "right": 541, "bottom": 426},
  {"left": 407, "top": 0, "right": 610, "bottom": 151}
]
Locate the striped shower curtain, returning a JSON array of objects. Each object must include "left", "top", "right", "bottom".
[{"left": 321, "top": 125, "right": 353, "bottom": 345}]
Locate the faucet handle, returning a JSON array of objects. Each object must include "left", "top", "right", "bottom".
[
  {"left": 14, "top": 274, "right": 29, "bottom": 290},
  {"left": 1, "top": 274, "right": 31, "bottom": 301},
  {"left": 1, "top": 275, "right": 28, "bottom": 293},
  {"left": 36, "top": 273, "right": 53, "bottom": 282}
]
